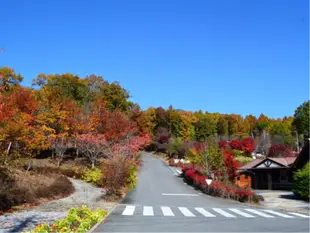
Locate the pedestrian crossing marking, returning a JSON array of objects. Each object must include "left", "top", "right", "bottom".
[
  {"left": 161, "top": 206, "right": 175, "bottom": 216},
  {"left": 195, "top": 207, "right": 216, "bottom": 217},
  {"left": 228, "top": 208, "right": 255, "bottom": 218},
  {"left": 212, "top": 208, "right": 236, "bottom": 218},
  {"left": 178, "top": 207, "right": 195, "bottom": 217},
  {"left": 143, "top": 206, "right": 154, "bottom": 216},
  {"left": 263, "top": 210, "right": 294, "bottom": 218},
  {"left": 289, "top": 212, "right": 310, "bottom": 218},
  {"left": 245, "top": 209, "right": 275, "bottom": 218},
  {"left": 118, "top": 205, "right": 309, "bottom": 219},
  {"left": 122, "top": 205, "right": 135, "bottom": 216}
]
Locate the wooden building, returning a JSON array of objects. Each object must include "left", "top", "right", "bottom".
[{"left": 236, "top": 141, "right": 309, "bottom": 190}]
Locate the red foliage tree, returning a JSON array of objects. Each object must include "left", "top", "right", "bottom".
[
  {"left": 241, "top": 137, "right": 255, "bottom": 154},
  {"left": 91, "top": 106, "right": 138, "bottom": 142},
  {"left": 223, "top": 151, "right": 240, "bottom": 180},
  {"left": 218, "top": 140, "right": 229, "bottom": 149},
  {"left": 229, "top": 139, "right": 243, "bottom": 150},
  {"left": 267, "top": 145, "right": 293, "bottom": 158}
]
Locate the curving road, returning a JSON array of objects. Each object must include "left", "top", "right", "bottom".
[{"left": 94, "top": 153, "right": 310, "bottom": 232}]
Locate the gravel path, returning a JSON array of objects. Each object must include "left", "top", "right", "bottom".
[{"left": 0, "top": 178, "right": 116, "bottom": 233}]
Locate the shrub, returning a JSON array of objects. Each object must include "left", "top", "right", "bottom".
[
  {"left": 229, "top": 140, "right": 243, "bottom": 150},
  {"left": 32, "top": 166, "right": 83, "bottom": 179},
  {"left": 126, "top": 165, "right": 138, "bottom": 190},
  {"left": 268, "top": 145, "right": 292, "bottom": 157},
  {"left": 0, "top": 166, "right": 74, "bottom": 213},
  {"left": 223, "top": 151, "right": 240, "bottom": 180},
  {"left": 100, "top": 156, "right": 138, "bottom": 199},
  {"left": 25, "top": 205, "right": 108, "bottom": 233},
  {"left": 181, "top": 164, "right": 259, "bottom": 203},
  {"left": 218, "top": 140, "right": 229, "bottom": 149},
  {"left": 36, "top": 176, "right": 74, "bottom": 198},
  {"left": 81, "top": 168, "right": 103, "bottom": 186},
  {"left": 293, "top": 162, "right": 310, "bottom": 200}
]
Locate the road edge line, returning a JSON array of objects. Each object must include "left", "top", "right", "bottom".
[{"left": 168, "top": 165, "right": 178, "bottom": 175}]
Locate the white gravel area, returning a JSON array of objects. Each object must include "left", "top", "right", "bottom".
[{"left": 0, "top": 178, "right": 116, "bottom": 233}]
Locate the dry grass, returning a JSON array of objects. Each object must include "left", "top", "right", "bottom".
[{"left": 0, "top": 166, "right": 75, "bottom": 213}]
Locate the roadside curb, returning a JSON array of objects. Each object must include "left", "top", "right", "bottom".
[{"left": 87, "top": 203, "right": 117, "bottom": 233}]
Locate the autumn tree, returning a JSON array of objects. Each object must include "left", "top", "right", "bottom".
[
  {"left": 98, "top": 81, "right": 133, "bottom": 112},
  {"left": 77, "top": 133, "right": 111, "bottom": 168},
  {"left": 0, "top": 67, "right": 23, "bottom": 92},
  {"left": 244, "top": 115, "right": 257, "bottom": 137},
  {"left": 32, "top": 73, "right": 91, "bottom": 106},
  {"left": 50, "top": 135, "right": 71, "bottom": 167},
  {"left": 293, "top": 101, "right": 310, "bottom": 139},
  {"left": 194, "top": 117, "right": 217, "bottom": 141},
  {"left": 155, "top": 107, "right": 169, "bottom": 129},
  {"left": 256, "top": 114, "right": 270, "bottom": 135},
  {"left": 217, "top": 116, "right": 228, "bottom": 137},
  {"left": 205, "top": 138, "right": 224, "bottom": 172}
]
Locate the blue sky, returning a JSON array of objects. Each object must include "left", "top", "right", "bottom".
[{"left": 1, "top": 0, "right": 308, "bottom": 118}]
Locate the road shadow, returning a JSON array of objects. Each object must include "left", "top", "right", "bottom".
[{"left": 279, "top": 193, "right": 309, "bottom": 203}]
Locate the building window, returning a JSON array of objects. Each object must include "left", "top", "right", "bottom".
[
  {"left": 237, "top": 177, "right": 240, "bottom": 181},
  {"left": 245, "top": 175, "right": 248, "bottom": 179}
]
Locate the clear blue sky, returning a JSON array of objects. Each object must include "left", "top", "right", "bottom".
[{"left": 1, "top": 0, "right": 308, "bottom": 118}]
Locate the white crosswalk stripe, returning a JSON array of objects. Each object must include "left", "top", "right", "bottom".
[
  {"left": 245, "top": 209, "right": 275, "bottom": 218},
  {"left": 119, "top": 205, "right": 308, "bottom": 219},
  {"left": 122, "top": 205, "right": 135, "bottom": 216},
  {"left": 195, "top": 208, "right": 216, "bottom": 217},
  {"left": 228, "top": 208, "right": 255, "bottom": 218},
  {"left": 179, "top": 207, "right": 195, "bottom": 217},
  {"left": 161, "top": 206, "right": 175, "bottom": 216},
  {"left": 263, "top": 210, "right": 294, "bottom": 218},
  {"left": 143, "top": 206, "right": 154, "bottom": 216},
  {"left": 289, "top": 212, "right": 310, "bottom": 218},
  {"left": 212, "top": 208, "right": 236, "bottom": 218}
]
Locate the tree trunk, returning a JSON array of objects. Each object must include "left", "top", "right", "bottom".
[
  {"left": 296, "top": 131, "right": 300, "bottom": 152},
  {"left": 26, "top": 159, "right": 33, "bottom": 172},
  {"left": 91, "top": 160, "right": 95, "bottom": 169},
  {"left": 75, "top": 148, "right": 79, "bottom": 161},
  {"left": 57, "top": 155, "right": 62, "bottom": 167},
  {"left": 4, "top": 142, "right": 12, "bottom": 165}
]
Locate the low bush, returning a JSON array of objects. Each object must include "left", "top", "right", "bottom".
[
  {"left": 81, "top": 168, "right": 103, "bottom": 186},
  {"left": 181, "top": 166, "right": 260, "bottom": 203},
  {"left": 31, "top": 165, "right": 83, "bottom": 179},
  {"left": 25, "top": 205, "right": 108, "bottom": 233},
  {"left": 293, "top": 162, "right": 310, "bottom": 200},
  {"left": 235, "top": 156, "right": 253, "bottom": 165},
  {"left": 100, "top": 156, "right": 138, "bottom": 200},
  {"left": 0, "top": 166, "right": 74, "bottom": 213},
  {"left": 36, "top": 176, "right": 74, "bottom": 199}
]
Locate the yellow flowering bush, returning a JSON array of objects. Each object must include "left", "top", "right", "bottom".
[{"left": 24, "top": 205, "right": 108, "bottom": 233}]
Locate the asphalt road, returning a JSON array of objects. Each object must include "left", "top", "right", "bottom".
[{"left": 94, "top": 153, "right": 310, "bottom": 232}]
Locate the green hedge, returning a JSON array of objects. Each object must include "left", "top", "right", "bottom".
[{"left": 293, "top": 162, "right": 310, "bottom": 200}]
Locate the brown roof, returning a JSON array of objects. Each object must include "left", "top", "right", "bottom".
[
  {"left": 239, "top": 157, "right": 297, "bottom": 170},
  {"left": 240, "top": 159, "right": 263, "bottom": 169},
  {"left": 268, "top": 157, "right": 297, "bottom": 167}
]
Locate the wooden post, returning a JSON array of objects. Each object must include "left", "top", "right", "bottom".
[{"left": 268, "top": 173, "right": 272, "bottom": 190}]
